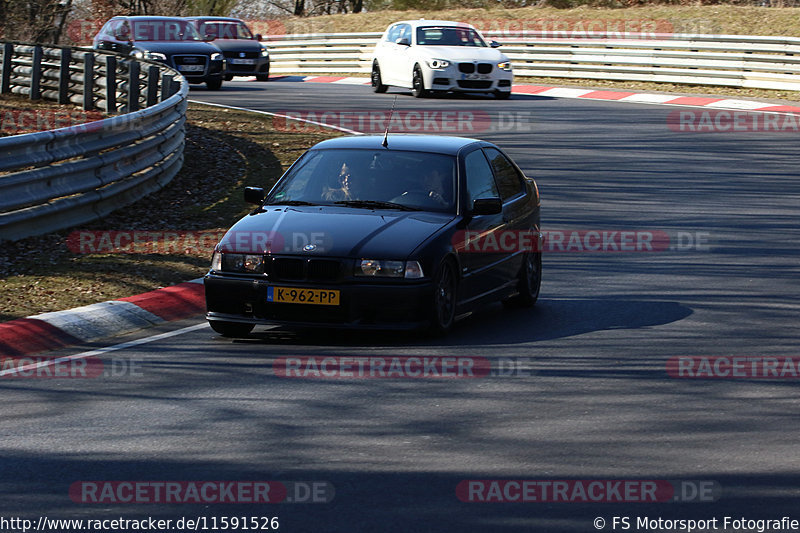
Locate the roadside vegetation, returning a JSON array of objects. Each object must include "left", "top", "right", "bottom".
[{"left": 0, "top": 97, "right": 341, "bottom": 321}]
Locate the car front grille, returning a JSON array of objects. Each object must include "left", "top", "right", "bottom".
[
  {"left": 457, "top": 63, "right": 493, "bottom": 74},
  {"left": 172, "top": 54, "right": 209, "bottom": 74},
  {"left": 223, "top": 51, "right": 259, "bottom": 59},
  {"left": 457, "top": 80, "right": 493, "bottom": 89},
  {"left": 269, "top": 257, "right": 343, "bottom": 283}
]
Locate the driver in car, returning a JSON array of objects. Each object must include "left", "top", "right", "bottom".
[{"left": 323, "top": 163, "right": 357, "bottom": 201}]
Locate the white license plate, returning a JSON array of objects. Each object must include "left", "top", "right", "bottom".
[
  {"left": 462, "top": 73, "right": 489, "bottom": 80},
  {"left": 230, "top": 58, "right": 255, "bottom": 65},
  {"left": 179, "top": 64, "right": 204, "bottom": 72}
]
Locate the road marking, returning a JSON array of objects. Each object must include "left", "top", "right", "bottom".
[
  {"left": 187, "top": 99, "right": 364, "bottom": 135},
  {"left": 0, "top": 322, "right": 209, "bottom": 377}
]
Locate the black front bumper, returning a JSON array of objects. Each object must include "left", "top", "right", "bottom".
[{"left": 204, "top": 274, "right": 433, "bottom": 330}]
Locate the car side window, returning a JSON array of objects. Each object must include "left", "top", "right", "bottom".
[
  {"left": 483, "top": 148, "right": 524, "bottom": 201},
  {"left": 464, "top": 150, "right": 500, "bottom": 209}
]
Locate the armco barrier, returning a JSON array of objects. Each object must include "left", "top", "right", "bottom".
[
  {"left": 263, "top": 31, "right": 800, "bottom": 91},
  {"left": 0, "top": 41, "right": 188, "bottom": 241}
]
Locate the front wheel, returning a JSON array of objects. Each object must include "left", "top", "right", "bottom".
[
  {"left": 372, "top": 63, "right": 388, "bottom": 93},
  {"left": 504, "top": 252, "right": 541, "bottom": 308},
  {"left": 209, "top": 320, "right": 254, "bottom": 338},
  {"left": 429, "top": 260, "right": 457, "bottom": 335},
  {"left": 206, "top": 78, "right": 223, "bottom": 90},
  {"left": 411, "top": 66, "right": 428, "bottom": 98}
]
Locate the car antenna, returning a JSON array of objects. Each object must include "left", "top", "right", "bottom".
[{"left": 382, "top": 95, "right": 397, "bottom": 148}]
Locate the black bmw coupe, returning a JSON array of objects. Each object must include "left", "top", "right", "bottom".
[{"left": 204, "top": 134, "right": 541, "bottom": 337}]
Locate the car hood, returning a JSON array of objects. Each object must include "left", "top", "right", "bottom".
[
  {"left": 210, "top": 39, "right": 263, "bottom": 52},
  {"left": 218, "top": 206, "right": 455, "bottom": 257},
  {"left": 417, "top": 46, "right": 508, "bottom": 63},
  {"left": 134, "top": 41, "right": 221, "bottom": 54}
]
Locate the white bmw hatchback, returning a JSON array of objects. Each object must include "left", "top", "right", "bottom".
[{"left": 371, "top": 20, "right": 513, "bottom": 99}]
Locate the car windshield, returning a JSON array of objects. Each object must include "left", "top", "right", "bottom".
[
  {"left": 416, "top": 26, "right": 487, "bottom": 47},
  {"left": 266, "top": 148, "right": 458, "bottom": 213},
  {"left": 130, "top": 20, "right": 203, "bottom": 41},
  {"left": 198, "top": 21, "right": 253, "bottom": 40}
]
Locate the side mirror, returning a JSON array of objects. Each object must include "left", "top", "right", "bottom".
[
  {"left": 472, "top": 197, "right": 502, "bottom": 216},
  {"left": 490, "top": 40, "right": 501, "bottom": 48},
  {"left": 396, "top": 37, "right": 411, "bottom": 46},
  {"left": 255, "top": 33, "right": 263, "bottom": 41},
  {"left": 244, "top": 186, "right": 265, "bottom": 205}
]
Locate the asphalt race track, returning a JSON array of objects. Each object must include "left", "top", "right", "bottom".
[{"left": 2, "top": 80, "right": 800, "bottom": 532}]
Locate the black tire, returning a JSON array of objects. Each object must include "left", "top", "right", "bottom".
[
  {"left": 429, "top": 259, "right": 457, "bottom": 335},
  {"left": 411, "top": 66, "right": 428, "bottom": 98},
  {"left": 495, "top": 90, "right": 511, "bottom": 100},
  {"left": 371, "top": 63, "right": 388, "bottom": 93},
  {"left": 206, "top": 78, "right": 223, "bottom": 90},
  {"left": 256, "top": 65, "right": 270, "bottom": 81},
  {"left": 209, "top": 320, "right": 254, "bottom": 338},
  {"left": 504, "top": 251, "right": 541, "bottom": 308},
  {"left": 224, "top": 74, "right": 233, "bottom": 81}
]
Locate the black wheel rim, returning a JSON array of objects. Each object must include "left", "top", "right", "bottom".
[
  {"left": 413, "top": 71, "right": 422, "bottom": 95},
  {"left": 372, "top": 67, "right": 380, "bottom": 87},
  {"left": 436, "top": 264, "right": 455, "bottom": 327}
]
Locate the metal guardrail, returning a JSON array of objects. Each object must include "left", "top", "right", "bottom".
[
  {"left": 263, "top": 31, "right": 800, "bottom": 91},
  {"left": 0, "top": 41, "right": 188, "bottom": 241}
]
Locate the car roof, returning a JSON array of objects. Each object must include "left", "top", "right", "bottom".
[
  {"left": 111, "top": 16, "right": 187, "bottom": 21},
  {"left": 184, "top": 16, "right": 243, "bottom": 22},
  {"left": 389, "top": 20, "right": 477, "bottom": 30},
  {"left": 311, "top": 135, "right": 485, "bottom": 155}
]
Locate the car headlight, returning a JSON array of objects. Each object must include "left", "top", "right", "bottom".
[
  {"left": 355, "top": 259, "right": 424, "bottom": 279},
  {"left": 426, "top": 59, "right": 450, "bottom": 70},
  {"left": 134, "top": 51, "right": 167, "bottom": 61},
  {"left": 260, "top": 47, "right": 269, "bottom": 58},
  {"left": 497, "top": 61, "right": 512, "bottom": 71},
  {"left": 212, "top": 252, "right": 264, "bottom": 273},
  {"left": 211, "top": 52, "right": 223, "bottom": 61}
]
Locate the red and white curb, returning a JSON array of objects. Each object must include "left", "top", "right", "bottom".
[
  {"left": 262, "top": 75, "right": 800, "bottom": 114},
  {"left": 0, "top": 279, "right": 205, "bottom": 357}
]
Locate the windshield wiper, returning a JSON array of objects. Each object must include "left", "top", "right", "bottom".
[
  {"left": 265, "top": 200, "right": 318, "bottom": 206},
  {"left": 333, "top": 200, "right": 420, "bottom": 211}
]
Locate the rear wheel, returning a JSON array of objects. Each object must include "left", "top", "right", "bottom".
[
  {"left": 504, "top": 252, "right": 541, "bottom": 308},
  {"left": 429, "top": 259, "right": 457, "bottom": 334},
  {"left": 372, "top": 63, "right": 388, "bottom": 93},
  {"left": 411, "top": 66, "right": 428, "bottom": 98},
  {"left": 209, "top": 320, "right": 254, "bottom": 338}
]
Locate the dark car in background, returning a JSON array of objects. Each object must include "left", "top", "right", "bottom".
[
  {"left": 93, "top": 16, "right": 225, "bottom": 90},
  {"left": 204, "top": 135, "right": 542, "bottom": 338},
  {"left": 185, "top": 17, "right": 270, "bottom": 81}
]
